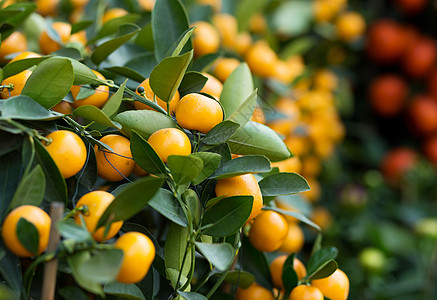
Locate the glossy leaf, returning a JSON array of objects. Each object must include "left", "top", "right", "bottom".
[
  {"left": 104, "top": 66, "right": 146, "bottom": 83},
  {"left": 227, "top": 121, "right": 291, "bottom": 162},
  {"left": 67, "top": 251, "right": 103, "bottom": 296},
  {"left": 88, "top": 14, "right": 141, "bottom": 44},
  {"left": 258, "top": 172, "right": 309, "bottom": 196},
  {"left": 308, "top": 260, "right": 338, "bottom": 280},
  {"left": 202, "top": 120, "right": 240, "bottom": 146},
  {"left": 179, "top": 292, "right": 208, "bottom": 300},
  {"left": 104, "top": 281, "right": 146, "bottom": 300},
  {"left": 16, "top": 218, "right": 38, "bottom": 255},
  {"left": 190, "top": 52, "right": 223, "bottom": 73},
  {"left": 0, "top": 96, "right": 64, "bottom": 120},
  {"left": 282, "top": 253, "right": 298, "bottom": 298},
  {"left": 211, "top": 155, "right": 271, "bottom": 179},
  {"left": 101, "top": 80, "right": 126, "bottom": 118},
  {"left": 179, "top": 71, "right": 208, "bottom": 97},
  {"left": 21, "top": 57, "right": 74, "bottom": 109},
  {"left": 56, "top": 219, "right": 93, "bottom": 243},
  {"left": 227, "top": 89, "right": 257, "bottom": 127},
  {"left": 67, "top": 58, "right": 99, "bottom": 85},
  {"left": 0, "top": 151, "right": 22, "bottom": 221},
  {"left": 166, "top": 26, "right": 196, "bottom": 57},
  {"left": 306, "top": 247, "right": 339, "bottom": 280},
  {"left": 167, "top": 155, "right": 204, "bottom": 185},
  {"left": 165, "top": 223, "right": 192, "bottom": 286},
  {"left": 223, "top": 271, "right": 255, "bottom": 289},
  {"left": 73, "top": 105, "right": 121, "bottom": 129},
  {"left": 2, "top": 56, "right": 48, "bottom": 79},
  {"left": 264, "top": 207, "right": 320, "bottom": 231},
  {"left": 114, "top": 110, "right": 176, "bottom": 139},
  {"left": 148, "top": 188, "right": 187, "bottom": 226},
  {"left": 130, "top": 131, "right": 166, "bottom": 176},
  {"left": 202, "top": 196, "right": 253, "bottom": 237},
  {"left": 190, "top": 152, "right": 221, "bottom": 185},
  {"left": 195, "top": 242, "right": 234, "bottom": 272},
  {"left": 77, "top": 249, "right": 124, "bottom": 283},
  {"left": 9, "top": 165, "right": 45, "bottom": 209}
]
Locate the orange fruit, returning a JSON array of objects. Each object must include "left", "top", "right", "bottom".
[
  {"left": 311, "top": 269, "right": 350, "bottom": 300},
  {"left": 284, "top": 136, "right": 308, "bottom": 157},
  {"left": 249, "top": 210, "right": 289, "bottom": 252},
  {"left": 232, "top": 32, "right": 252, "bottom": 55},
  {"left": 71, "top": 70, "right": 109, "bottom": 108},
  {"left": 69, "top": 30, "right": 87, "bottom": 46},
  {"left": 0, "top": 32, "right": 28, "bottom": 62},
  {"left": 301, "top": 157, "right": 322, "bottom": 178},
  {"left": 2, "top": 205, "right": 51, "bottom": 257},
  {"left": 70, "top": 0, "right": 88, "bottom": 9},
  {"left": 245, "top": 40, "right": 278, "bottom": 78},
  {"left": 115, "top": 232, "right": 155, "bottom": 284},
  {"left": 197, "top": 0, "right": 221, "bottom": 13},
  {"left": 175, "top": 93, "right": 223, "bottom": 133},
  {"left": 402, "top": 37, "right": 437, "bottom": 79},
  {"left": 147, "top": 128, "right": 191, "bottom": 163},
  {"left": 212, "top": 14, "right": 237, "bottom": 48},
  {"left": 200, "top": 73, "right": 223, "bottom": 99},
  {"left": 215, "top": 174, "right": 263, "bottom": 221},
  {"left": 270, "top": 255, "right": 307, "bottom": 289},
  {"left": 236, "top": 283, "right": 274, "bottom": 300},
  {"left": 39, "top": 22, "right": 72, "bottom": 55},
  {"left": 301, "top": 177, "right": 321, "bottom": 202},
  {"left": 311, "top": 207, "right": 333, "bottom": 230},
  {"left": 213, "top": 57, "right": 240, "bottom": 82},
  {"left": 44, "top": 130, "right": 87, "bottom": 178},
  {"left": 192, "top": 21, "right": 220, "bottom": 57},
  {"left": 249, "top": 14, "right": 267, "bottom": 34},
  {"left": 9, "top": 51, "right": 41, "bottom": 63},
  {"left": 336, "top": 12, "right": 366, "bottom": 42},
  {"left": 408, "top": 94, "right": 437, "bottom": 135},
  {"left": 0, "top": 70, "right": 32, "bottom": 99},
  {"left": 314, "top": 69, "right": 338, "bottom": 91},
  {"left": 289, "top": 285, "right": 324, "bottom": 300},
  {"left": 102, "top": 8, "right": 128, "bottom": 24},
  {"left": 368, "top": 74, "right": 408, "bottom": 117},
  {"left": 94, "top": 134, "right": 135, "bottom": 182},
  {"left": 51, "top": 101, "right": 73, "bottom": 115},
  {"left": 138, "top": 0, "right": 156, "bottom": 11},
  {"left": 278, "top": 222, "right": 304, "bottom": 254},
  {"left": 74, "top": 191, "right": 123, "bottom": 242},
  {"left": 134, "top": 78, "right": 180, "bottom": 115},
  {"left": 36, "top": 0, "right": 60, "bottom": 16},
  {"left": 380, "top": 147, "right": 417, "bottom": 183}
]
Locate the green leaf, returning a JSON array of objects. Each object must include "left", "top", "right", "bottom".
[
  {"left": 56, "top": 219, "right": 93, "bottom": 243},
  {"left": 88, "top": 14, "right": 141, "bottom": 44},
  {"left": 76, "top": 143, "right": 97, "bottom": 191},
  {"left": 90, "top": 24, "right": 141, "bottom": 65},
  {"left": 71, "top": 20, "right": 94, "bottom": 34},
  {"left": 148, "top": 188, "right": 187, "bottom": 226},
  {"left": 0, "top": 240, "right": 23, "bottom": 294},
  {"left": 190, "top": 52, "right": 223, "bottom": 73},
  {"left": 34, "top": 139, "right": 67, "bottom": 204},
  {"left": 282, "top": 253, "right": 298, "bottom": 298},
  {"left": 67, "top": 58, "right": 99, "bottom": 85},
  {"left": 189, "top": 152, "right": 221, "bottom": 185},
  {"left": 0, "top": 96, "right": 64, "bottom": 120},
  {"left": 114, "top": 110, "right": 177, "bottom": 139},
  {"left": 179, "top": 71, "right": 208, "bottom": 97},
  {"left": 271, "top": 1, "right": 313, "bottom": 36},
  {"left": 264, "top": 207, "right": 320, "bottom": 231},
  {"left": 77, "top": 249, "right": 124, "bottom": 283},
  {"left": 195, "top": 242, "right": 234, "bottom": 272},
  {"left": 104, "top": 66, "right": 146, "bottom": 83},
  {"left": 165, "top": 223, "right": 192, "bottom": 286},
  {"left": 211, "top": 155, "right": 271, "bottom": 179},
  {"left": 0, "top": 284, "right": 18, "bottom": 300},
  {"left": 75, "top": 87, "right": 95, "bottom": 100},
  {"left": 308, "top": 260, "right": 338, "bottom": 280},
  {"left": 167, "top": 155, "right": 204, "bottom": 185},
  {"left": 2, "top": 56, "right": 49, "bottom": 79},
  {"left": 9, "top": 165, "right": 45, "bottom": 209},
  {"left": 149, "top": 51, "right": 193, "bottom": 103},
  {"left": 135, "top": 22, "right": 154, "bottom": 51},
  {"left": 16, "top": 218, "right": 38, "bottom": 255},
  {"left": 130, "top": 131, "right": 166, "bottom": 176},
  {"left": 227, "top": 121, "right": 291, "bottom": 162},
  {"left": 167, "top": 26, "right": 196, "bottom": 57},
  {"left": 0, "top": 3, "right": 36, "bottom": 37},
  {"left": 0, "top": 151, "right": 22, "bottom": 222},
  {"left": 101, "top": 80, "right": 126, "bottom": 118},
  {"left": 21, "top": 57, "right": 74, "bottom": 109},
  {"left": 179, "top": 291, "right": 208, "bottom": 300},
  {"left": 152, "top": 0, "right": 191, "bottom": 61},
  {"left": 73, "top": 105, "right": 121, "bottom": 129},
  {"left": 104, "top": 281, "right": 146, "bottom": 300},
  {"left": 67, "top": 251, "right": 104, "bottom": 296},
  {"left": 227, "top": 89, "right": 257, "bottom": 127},
  {"left": 202, "top": 196, "right": 253, "bottom": 237},
  {"left": 236, "top": 0, "right": 268, "bottom": 32},
  {"left": 220, "top": 63, "right": 253, "bottom": 117},
  {"left": 97, "top": 176, "right": 164, "bottom": 228},
  {"left": 183, "top": 189, "right": 201, "bottom": 226},
  {"left": 306, "top": 247, "right": 338, "bottom": 280},
  {"left": 223, "top": 271, "right": 255, "bottom": 289},
  {"left": 280, "top": 37, "right": 317, "bottom": 59},
  {"left": 258, "top": 172, "right": 309, "bottom": 196},
  {"left": 202, "top": 120, "right": 240, "bottom": 146}
]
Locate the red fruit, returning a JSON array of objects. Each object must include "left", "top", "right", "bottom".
[
  {"left": 394, "top": 0, "right": 428, "bottom": 15},
  {"left": 403, "top": 37, "right": 437, "bottom": 78},
  {"left": 424, "top": 135, "right": 437, "bottom": 166},
  {"left": 409, "top": 95, "right": 437, "bottom": 135},
  {"left": 426, "top": 68, "right": 437, "bottom": 98},
  {"left": 369, "top": 74, "right": 408, "bottom": 117},
  {"left": 366, "top": 20, "right": 408, "bottom": 64},
  {"left": 381, "top": 148, "right": 417, "bottom": 182}
]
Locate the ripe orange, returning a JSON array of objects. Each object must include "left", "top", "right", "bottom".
[
  {"left": 335, "top": 12, "right": 366, "bottom": 42},
  {"left": 134, "top": 78, "right": 180, "bottom": 115},
  {"left": 138, "top": 0, "right": 156, "bottom": 11},
  {"left": 236, "top": 283, "right": 274, "bottom": 300},
  {"left": 69, "top": 30, "right": 87, "bottom": 46},
  {"left": 402, "top": 37, "right": 437, "bottom": 78},
  {"left": 2, "top": 205, "right": 51, "bottom": 257},
  {"left": 115, "top": 232, "right": 155, "bottom": 284},
  {"left": 249, "top": 210, "right": 289, "bottom": 252},
  {"left": 71, "top": 70, "right": 109, "bottom": 108},
  {"left": 133, "top": 163, "right": 148, "bottom": 177},
  {"left": 39, "top": 22, "right": 72, "bottom": 55},
  {"left": 380, "top": 147, "right": 417, "bottom": 182},
  {"left": 102, "top": 8, "right": 128, "bottom": 24},
  {"left": 368, "top": 74, "right": 408, "bottom": 117},
  {"left": 408, "top": 95, "right": 437, "bottom": 135},
  {"left": 212, "top": 14, "right": 237, "bottom": 48},
  {"left": 213, "top": 57, "right": 240, "bottom": 82},
  {"left": 215, "top": 174, "right": 263, "bottom": 221},
  {"left": 197, "top": 0, "right": 221, "bottom": 13},
  {"left": 192, "top": 21, "right": 220, "bottom": 57},
  {"left": 271, "top": 157, "right": 302, "bottom": 174},
  {"left": 278, "top": 222, "right": 304, "bottom": 254},
  {"left": 232, "top": 32, "right": 252, "bottom": 56},
  {"left": 74, "top": 191, "right": 123, "bottom": 242},
  {"left": 94, "top": 134, "right": 135, "bottom": 182},
  {"left": 51, "top": 101, "right": 73, "bottom": 115},
  {"left": 44, "top": 130, "right": 87, "bottom": 178},
  {"left": 200, "top": 73, "right": 223, "bottom": 99},
  {"left": 301, "top": 177, "right": 321, "bottom": 202},
  {"left": 270, "top": 255, "right": 307, "bottom": 289},
  {"left": 147, "top": 128, "right": 191, "bottom": 163},
  {"left": 311, "top": 207, "right": 333, "bottom": 230},
  {"left": 36, "top": 0, "right": 60, "bottom": 16},
  {"left": 245, "top": 40, "right": 278, "bottom": 78},
  {"left": 0, "top": 70, "right": 32, "bottom": 99},
  {"left": 0, "top": 32, "right": 28, "bottom": 62},
  {"left": 314, "top": 69, "right": 338, "bottom": 91},
  {"left": 311, "top": 269, "right": 350, "bottom": 300},
  {"left": 289, "top": 285, "right": 324, "bottom": 300},
  {"left": 175, "top": 93, "right": 223, "bottom": 133},
  {"left": 9, "top": 51, "right": 41, "bottom": 63},
  {"left": 249, "top": 14, "right": 267, "bottom": 34}
]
